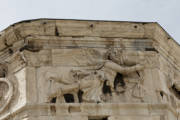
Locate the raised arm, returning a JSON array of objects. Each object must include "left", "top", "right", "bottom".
[{"left": 104, "top": 61, "right": 144, "bottom": 74}]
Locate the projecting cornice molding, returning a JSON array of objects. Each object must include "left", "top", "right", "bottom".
[{"left": 0, "top": 19, "right": 179, "bottom": 69}]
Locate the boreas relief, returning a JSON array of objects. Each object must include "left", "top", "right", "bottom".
[
  {"left": 47, "top": 49, "right": 146, "bottom": 103},
  {"left": 0, "top": 78, "right": 13, "bottom": 113}
]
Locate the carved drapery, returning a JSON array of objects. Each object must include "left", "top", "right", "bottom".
[{"left": 0, "top": 78, "right": 13, "bottom": 113}]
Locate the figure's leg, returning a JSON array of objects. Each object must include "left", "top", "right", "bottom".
[
  {"left": 72, "top": 92, "right": 79, "bottom": 103},
  {"left": 47, "top": 88, "right": 65, "bottom": 103},
  {"left": 57, "top": 95, "right": 65, "bottom": 103}
]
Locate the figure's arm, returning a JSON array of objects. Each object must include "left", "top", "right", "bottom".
[{"left": 104, "top": 61, "right": 144, "bottom": 74}]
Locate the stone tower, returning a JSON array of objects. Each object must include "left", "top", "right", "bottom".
[{"left": 0, "top": 19, "right": 180, "bottom": 120}]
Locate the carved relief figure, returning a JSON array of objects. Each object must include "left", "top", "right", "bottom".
[
  {"left": 46, "top": 69, "right": 106, "bottom": 103},
  {"left": 102, "top": 49, "right": 146, "bottom": 102},
  {"left": 46, "top": 48, "right": 146, "bottom": 103}
]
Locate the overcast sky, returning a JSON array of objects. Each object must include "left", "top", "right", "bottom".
[{"left": 0, "top": 0, "right": 179, "bottom": 43}]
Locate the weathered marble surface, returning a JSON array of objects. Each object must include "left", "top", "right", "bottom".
[{"left": 0, "top": 19, "right": 180, "bottom": 120}]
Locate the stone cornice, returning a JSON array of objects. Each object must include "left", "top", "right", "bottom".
[{"left": 0, "top": 19, "right": 179, "bottom": 70}]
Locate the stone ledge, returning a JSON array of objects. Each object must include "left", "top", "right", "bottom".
[{"left": 1, "top": 103, "right": 177, "bottom": 119}]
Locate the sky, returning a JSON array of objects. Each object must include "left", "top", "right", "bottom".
[{"left": 0, "top": 0, "right": 179, "bottom": 43}]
